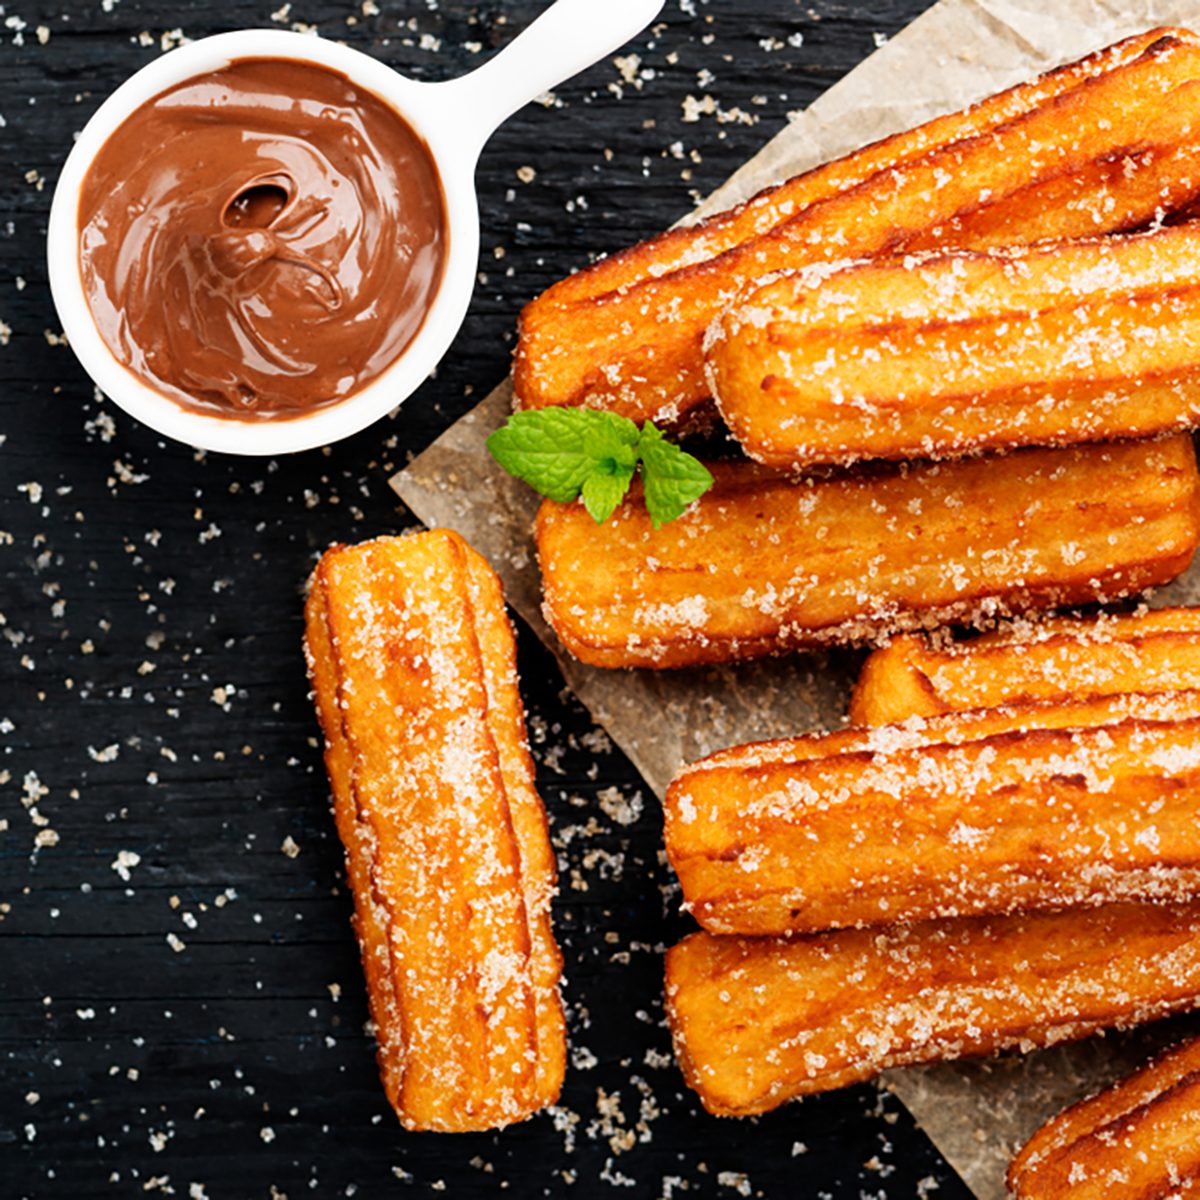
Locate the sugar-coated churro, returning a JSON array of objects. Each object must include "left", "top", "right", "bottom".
[
  {"left": 666, "top": 691, "right": 1200, "bottom": 935},
  {"left": 1009, "top": 1035, "right": 1200, "bottom": 1199},
  {"left": 665, "top": 903, "right": 1200, "bottom": 1116},
  {"left": 851, "top": 607, "right": 1200, "bottom": 726},
  {"left": 536, "top": 438, "right": 1200, "bottom": 669},
  {"left": 305, "top": 530, "right": 565, "bottom": 1131},
  {"left": 707, "top": 225, "right": 1200, "bottom": 468}
]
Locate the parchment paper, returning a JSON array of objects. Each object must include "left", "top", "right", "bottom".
[{"left": 393, "top": 2, "right": 1200, "bottom": 1194}]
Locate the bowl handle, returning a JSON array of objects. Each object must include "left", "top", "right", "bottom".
[{"left": 435, "top": 0, "right": 666, "bottom": 159}]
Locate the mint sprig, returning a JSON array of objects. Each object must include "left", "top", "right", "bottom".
[{"left": 487, "top": 408, "right": 713, "bottom": 529}]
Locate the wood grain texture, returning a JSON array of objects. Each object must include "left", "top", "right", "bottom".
[{"left": 0, "top": 1, "right": 979, "bottom": 1196}]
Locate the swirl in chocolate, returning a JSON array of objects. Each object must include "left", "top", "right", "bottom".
[{"left": 78, "top": 59, "right": 446, "bottom": 418}]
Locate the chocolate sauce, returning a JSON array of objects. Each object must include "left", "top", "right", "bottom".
[{"left": 78, "top": 58, "right": 447, "bottom": 418}]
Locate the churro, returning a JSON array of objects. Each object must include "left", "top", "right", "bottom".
[
  {"left": 851, "top": 607, "right": 1200, "bottom": 726},
  {"left": 536, "top": 437, "right": 1200, "bottom": 669},
  {"left": 665, "top": 903, "right": 1200, "bottom": 1116},
  {"left": 708, "top": 226, "right": 1200, "bottom": 468},
  {"left": 665, "top": 691, "right": 1200, "bottom": 935},
  {"left": 304, "top": 530, "right": 565, "bottom": 1131},
  {"left": 1009, "top": 1035, "right": 1200, "bottom": 1199}
]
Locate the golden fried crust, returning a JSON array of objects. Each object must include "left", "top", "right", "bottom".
[
  {"left": 850, "top": 608, "right": 1200, "bottom": 725},
  {"left": 664, "top": 902, "right": 1200, "bottom": 1116},
  {"left": 305, "top": 565, "right": 407, "bottom": 1104},
  {"left": 665, "top": 690, "right": 1200, "bottom": 935},
  {"left": 459, "top": 548, "right": 566, "bottom": 1105},
  {"left": 514, "top": 29, "right": 1200, "bottom": 431},
  {"left": 1009, "top": 1036, "right": 1200, "bottom": 1199},
  {"left": 708, "top": 225, "right": 1200, "bottom": 468},
  {"left": 303, "top": 530, "right": 565, "bottom": 1131},
  {"left": 535, "top": 438, "right": 1200, "bottom": 669}
]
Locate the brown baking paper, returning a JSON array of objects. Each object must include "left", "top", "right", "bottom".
[{"left": 392, "top": 1, "right": 1200, "bottom": 1193}]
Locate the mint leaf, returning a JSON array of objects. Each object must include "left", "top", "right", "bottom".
[
  {"left": 486, "top": 408, "right": 640, "bottom": 507},
  {"left": 638, "top": 422, "right": 714, "bottom": 529},
  {"left": 579, "top": 410, "right": 640, "bottom": 477},
  {"left": 486, "top": 408, "right": 598, "bottom": 503},
  {"left": 487, "top": 407, "right": 712, "bottom": 528},
  {"left": 581, "top": 464, "right": 634, "bottom": 524}
]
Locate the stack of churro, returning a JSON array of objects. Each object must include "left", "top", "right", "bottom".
[
  {"left": 512, "top": 29, "right": 1200, "bottom": 1175},
  {"left": 664, "top": 605, "right": 1200, "bottom": 1146},
  {"left": 303, "top": 27, "right": 1200, "bottom": 1176},
  {"left": 518, "top": 28, "right": 1200, "bottom": 667}
]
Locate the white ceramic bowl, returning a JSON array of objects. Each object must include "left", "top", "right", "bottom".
[{"left": 47, "top": 0, "right": 664, "bottom": 455}]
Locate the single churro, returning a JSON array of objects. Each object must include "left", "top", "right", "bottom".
[
  {"left": 1009, "top": 1035, "right": 1200, "bottom": 1199},
  {"left": 851, "top": 607, "right": 1200, "bottom": 725},
  {"left": 666, "top": 691, "right": 1200, "bottom": 935},
  {"left": 665, "top": 903, "right": 1200, "bottom": 1116},
  {"left": 708, "top": 226, "right": 1200, "bottom": 468},
  {"left": 305, "top": 530, "right": 564, "bottom": 1131},
  {"left": 536, "top": 438, "right": 1200, "bottom": 669}
]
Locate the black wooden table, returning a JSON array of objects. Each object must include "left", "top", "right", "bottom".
[{"left": 2, "top": 2, "right": 980, "bottom": 1195}]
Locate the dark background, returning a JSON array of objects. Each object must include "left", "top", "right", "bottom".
[{"left": 0, "top": 2, "right": 982, "bottom": 1196}]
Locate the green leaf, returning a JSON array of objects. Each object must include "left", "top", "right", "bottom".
[
  {"left": 486, "top": 408, "right": 596, "bottom": 503},
  {"left": 486, "top": 407, "right": 710, "bottom": 528},
  {"left": 486, "top": 408, "right": 640, "bottom": 505},
  {"left": 581, "top": 462, "right": 635, "bottom": 524},
  {"left": 579, "top": 410, "right": 640, "bottom": 477},
  {"left": 638, "top": 422, "right": 715, "bottom": 529}
]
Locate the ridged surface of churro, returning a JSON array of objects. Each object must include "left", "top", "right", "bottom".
[
  {"left": 666, "top": 691, "right": 1200, "bottom": 935},
  {"left": 851, "top": 607, "right": 1200, "bottom": 725},
  {"left": 536, "top": 438, "right": 1200, "bottom": 669},
  {"left": 515, "top": 30, "right": 1200, "bottom": 431},
  {"left": 1009, "top": 1036, "right": 1200, "bottom": 1199},
  {"left": 665, "top": 903, "right": 1200, "bottom": 1116},
  {"left": 304, "top": 530, "right": 564, "bottom": 1131},
  {"left": 708, "top": 226, "right": 1200, "bottom": 468}
]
